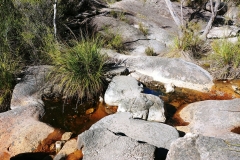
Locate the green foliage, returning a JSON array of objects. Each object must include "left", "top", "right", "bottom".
[
  {"left": 102, "top": 27, "right": 125, "bottom": 52},
  {"left": 107, "top": 34, "right": 125, "bottom": 52},
  {"left": 211, "top": 39, "right": 240, "bottom": 68},
  {"left": 48, "top": 37, "right": 108, "bottom": 100},
  {"left": 110, "top": 10, "right": 128, "bottom": 22},
  {"left": 139, "top": 22, "right": 148, "bottom": 36},
  {"left": 173, "top": 22, "right": 204, "bottom": 55},
  {"left": 0, "top": 53, "right": 21, "bottom": 110},
  {"left": 145, "top": 47, "right": 155, "bottom": 56}
]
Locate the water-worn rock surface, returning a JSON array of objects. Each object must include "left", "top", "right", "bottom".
[
  {"left": 90, "top": 112, "right": 179, "bottom": 149},
  {"left": 0, "top": 106, "right": 54, "bottom": 157},
  {"left": 11, "top": 65, "right": 51, "bottom": 110},
  {"left": 176, "top": 99, "right": 240, "bottom": 140},
  {"left": 104, "top": 76, "right": 166, "bottom": 122},
  {"left": 103, "top": 51, "right": 214, "bottom": 92},
  {"left": 77, "top": 128, "right": 156, "bottom": 160},
  {"left": 166, "top": 133, "right": 240, "bottom": 160}
]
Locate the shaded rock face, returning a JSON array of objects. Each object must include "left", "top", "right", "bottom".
[
  {"left": 166, "top": 133, "right": 240, "bottom": 160},
  {"left": 77, "top": 128, "right": 156, "bottom": 160},
  {"left": 90, "top": 112, "right": 179, "bottom": 150},
  {"left": 104, "top": 76, "right": 166, "bottom": 122},
  {"left": 176, "top": 99, "right": 240, "bottom": 140}
]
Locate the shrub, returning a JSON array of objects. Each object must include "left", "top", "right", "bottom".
[
  {"left": 139, "top": 22, "right": 148, "bottom": 36},
  {"left": 173, "top": 22, "right": 204, "bottom": 56},
  {"left": 48, "top": 37, "right": 109, "bottom": 100},
  {"left": 0, "top": 53, "right": 21, "bottom": 111},
  {"left": 145, "top": 47, "right": 155, "bottom": 56},
  {"left": 211, "top": 39, "right": 240, "bottom": 68}
]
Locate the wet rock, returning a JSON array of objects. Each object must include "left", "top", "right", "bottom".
[
  {"left": 104, "top": 76, "right": 166, "bottom": 122},
  {"left": 61, "top": 132, "right": 73, "bottom": 141},
  {"left": 90, "top": 112, "right": 179, "bottom": 149},
  {"left": 0, "top": 106, "right": 54, "bottom": 157},
  {"left": 166, "top": 133, "right": 240, "bottom": 160},
  {"left": 176, "top": 99, "right": 240, "bottom": 140},
  {"left": 77, "top": 128, "right": 156, "bottom": 160},
  {"left": 54, "top": 139, "right": 77, "bottom": 160}
]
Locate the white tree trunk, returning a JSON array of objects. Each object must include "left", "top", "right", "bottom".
[
  {"left": 200, "top": 0, "right": 220, "bottom": 40},
  {"left": 164, "top": 0, "right": 181, "bottom": 28},
  {"left": 53, "top": 0, "right": 57, "bottom": 38}
]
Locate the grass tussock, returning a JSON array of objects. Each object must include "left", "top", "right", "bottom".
[
  {"left": 211, "top": 38, "right": 240, "bottom": 68},
  {"left": 145, "top": 47, "right": 155, "bottom": 56},
  {"left": 173, "top": 22, "right": 205, "bottom": 58},
  {"left": 139, "top": 22, "right": 148, "bottom": 36},
  {"left": 48, "top": 37, "right": 108, "bottom": 100}
]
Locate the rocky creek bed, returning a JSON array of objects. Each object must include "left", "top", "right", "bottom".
[
  {"left": 1, "top": 0, "right": 240, "bottom": 159},
  {"left": 0, "top": 65, "right": 239, "bottom": 160}
]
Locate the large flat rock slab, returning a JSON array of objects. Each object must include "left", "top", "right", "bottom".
[
  {"left": 77, "top": 128, "right": 156, "bottom": 160},
  {"left": 166, "top": 133, "right": 240, "bottom": 160},
  {"left": 103, "top": 52, "right": 214, "bottom": 92},
  {"left": 176, "top": 99, "right": 240, "bottom": 140},
  {"left": 90, "top": 112, "right": 179, "bottom": 149}
]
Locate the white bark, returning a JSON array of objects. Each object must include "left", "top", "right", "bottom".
[
  {"left": 200, "top": 0, "right": 220, "bottom": 40},
  {"left": 164, "top": 0, "right": 181, "bottom": 28},
  {"left": 53, "top": 0, "right": 57, "bottom": 38}
]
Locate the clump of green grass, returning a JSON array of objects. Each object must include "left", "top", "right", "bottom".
[
  {"left": 107, "top": 34, "right": 125, "bottom": 52},
  {"left": 173, "top": 22, "right": 204, "bottom": 57},
  {"left": 110, "top": 10, "right": 128, "bottom": 22},
  {"left": 102, "top": 27, "right": 125, "bottom": 52},
  {"left": 139, "top": 22, "right": 148, "bottom": 36},
  {"left": 211, "top": 39, "right": 240, "bottom": 68},
  {"left": 145, "top": 47, "right": 155, "bottom": 56},
  {"left": 48, "top": 37, "right": 108, "bottom": 100}
]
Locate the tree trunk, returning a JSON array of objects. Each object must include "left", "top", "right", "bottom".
[{"left": 200, "top": 0, "right": 220, "bottom": 40}]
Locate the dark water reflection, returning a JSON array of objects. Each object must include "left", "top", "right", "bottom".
[{"left": 41, "top": 99, "right": 112, "bottom": 135}]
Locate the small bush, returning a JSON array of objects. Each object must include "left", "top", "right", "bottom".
[
  {"left": 145, "top": 47, "right": 155, "bottom": 56},
  {"left": 102, "top": 28, "right": 125, "bottom": 52},
  {"left": 173, "top": 22, "right": 204, "bottom": 57},
  {"left": 211, "top": 39, "right": 240, "bottom": 68},
  {"left": 48, "top": 37, "right": 108, "bottom": 100},
  {"left": 0, "top": 53, "right": 21, "bottom": 111},
  {"left": 139, "top": 22, "right": 148, "bottom": 36}
]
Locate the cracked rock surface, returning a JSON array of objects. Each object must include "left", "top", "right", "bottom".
[
  {"left": 166, "top": 133, "right": 240, "bottom": 160},
  {"left": 77, "top": 128, "right": 156, "bottom": 160},
  {"left": 90, "top": 112, "right": 179, "bottom": 149}
]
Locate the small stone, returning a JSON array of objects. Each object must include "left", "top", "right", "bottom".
[
  {"left": 61, "top": 132, "right": 73, "bottom": 141},
  {"left": 85, "top": 108, "right": 95, "bottom": 115}
]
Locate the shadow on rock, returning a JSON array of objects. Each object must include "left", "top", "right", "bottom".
[
  {"left": 10, "top": 152, "right": 52, "bottom": 160},
  {"left": 154, "top": 148, "right": 168, "bottom": 160}
]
